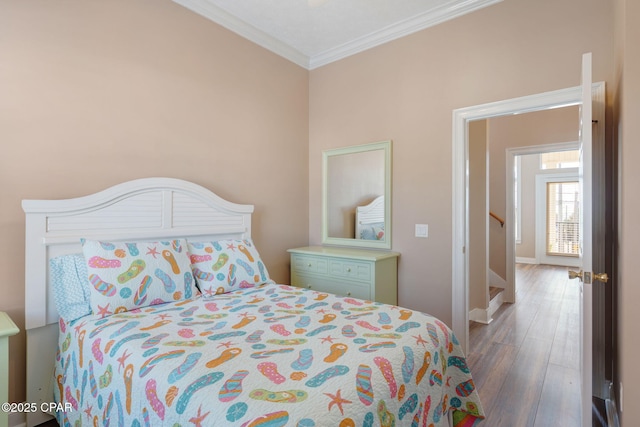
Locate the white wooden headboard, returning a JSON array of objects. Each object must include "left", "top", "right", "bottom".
[
  {"left": 355, "top": 195, "right": 385, "bottom": 239},
  {"left": 21, "top": 177, "right": 254, "bottom": 426}
]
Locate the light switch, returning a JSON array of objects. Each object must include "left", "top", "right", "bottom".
[{"left": 415, "top": 224, "right": 428, "bottom": 238}]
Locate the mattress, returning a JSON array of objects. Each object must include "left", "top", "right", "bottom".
[{"left": 54, "top": 283, "right": 484, "bottom": 426}]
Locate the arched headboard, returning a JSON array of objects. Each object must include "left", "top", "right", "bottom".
[
  {"left": 21, "top": 177, "right": 254, "bottom": 426},
  {"left": 355, "top": 195, "right": 385, "bottom": 240}
]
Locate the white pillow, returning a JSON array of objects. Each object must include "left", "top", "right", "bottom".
[
  {"left": 188, "top": 239, "right": 273, "bottom": 297},
  {"left": 82, "top": 239, "right": 198, "bottom": 316}
]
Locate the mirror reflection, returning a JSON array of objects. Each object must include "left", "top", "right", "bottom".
[{"left": 322, "top": 140, "right": 392, "bottom": 249}]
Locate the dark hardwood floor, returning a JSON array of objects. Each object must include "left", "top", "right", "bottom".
[{"left": 467, "top": 263, "right": 581, "bottom": 426}]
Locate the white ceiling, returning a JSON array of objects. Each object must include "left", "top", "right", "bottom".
[{"left": 173, "top": 0, "right": 502, "bottom": 69}]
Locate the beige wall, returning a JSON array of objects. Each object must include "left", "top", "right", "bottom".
[
  {"left": 0, "top": 0, "right": 309, "bottom": 404},
  {"left": 3, "top": 0, "right": 637, "bottom": 421},
  {"left": 516, "top": 154, "right": 539, "bottom": 259},
  {"left": 615, "top": 0, "right": 640, "bottom": 423},
  {"left": 468, "top": 120, "right": 488, "bottom": 311},
  {"left": 309, "top": 0, "right": 613, "bottom": 323}
]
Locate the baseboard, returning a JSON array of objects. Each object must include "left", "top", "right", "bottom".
[
  {"left": 489, "top": 269, "right": 506, "bottom": 288},
  {"left": 9, "top": 412, "right": 26, "bottom": 427},
  {"left": 488, "top": 289, "right": 505, "bottom": 318},
  {"left": 516, "top": 257, "right": 537, "bottom": 264},
  {"left": 469, "top": 307, "right": 492, "bottom": 324}
]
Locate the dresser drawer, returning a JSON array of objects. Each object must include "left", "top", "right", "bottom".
[
  {"left": 291, "top": 254, "right": 328, "bottom": 275},
  {"left": 293, "top": 272, "right": 370, "bottom": 300},
  {"left": 328, "top": 259, "right": 371, "bottom": 282},
  {"left": 288, "top": 247, "right": 399, "bottom": 305}
]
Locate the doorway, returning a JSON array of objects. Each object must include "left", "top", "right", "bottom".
[
  {"left": 452, "top": 79, "right": 606, "bottom": 426},
  {"left": 451, "top": 82, "right": 605, "bottom": 353},
  {"left": 467, "top": 139, "right": 585, "bottom": 424}
]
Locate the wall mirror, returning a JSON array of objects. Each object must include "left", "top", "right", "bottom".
[{"left": 322, "top": 140, "right": 392, "bottom": 249}]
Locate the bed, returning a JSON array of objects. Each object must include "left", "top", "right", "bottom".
[
  {"left": 23, "top": 178, "right": 484, "bottom": 427},
  {"left": 355, "top": 195, "right": 385, "bottom": 241}
]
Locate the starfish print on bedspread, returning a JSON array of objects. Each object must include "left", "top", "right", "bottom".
[
  {"left": 324, "top": 389, "right": 352, "bottom": 415},
  {"left": 189, "top": 406, "right": 210, "bottom": 427},
  {"left": 97, "top": 304, "right": 112, "bottom": 318},
  {"left": 412, "top": 334, "right": 428, "bottom": 348},
  {"left": 117, "top": 349, "right": 132, "bottom": 372},
  {"left": 74, "top": 321, "right": 87, "bottom": 336},
  {"left": 146, "top": 246, "right": 160, "bottom": 258},
  {"left": 321, "top": 335, "right": 336, "bottom": 344}
]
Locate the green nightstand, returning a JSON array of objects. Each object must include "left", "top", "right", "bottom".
[{"left": 0, "top": 312, "right": 19, "bottom": 427}]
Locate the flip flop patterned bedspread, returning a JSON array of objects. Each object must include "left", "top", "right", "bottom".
[{"left": 54, "top": 284, "right": 485, "bottom": 426}]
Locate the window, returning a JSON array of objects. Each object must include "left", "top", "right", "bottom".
[
  {"left": 540, "top": 150, "right": 580, "bottom": 170},
  {"left": 546, "top": 181, "right": 580, "bottom": 257}
]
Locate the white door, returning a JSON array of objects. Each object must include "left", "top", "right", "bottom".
[
  {"left": 574, "top": 51, "right": 595, "bottom": 427},
  {"left": 573, "top": 51, "right": 613, "bottom": 427}
]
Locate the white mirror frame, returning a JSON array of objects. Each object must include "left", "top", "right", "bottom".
[{"left": 322, "top": 140, "right": 392, "bottom": 249}]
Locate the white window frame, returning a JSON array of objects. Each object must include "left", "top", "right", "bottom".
[
  {"left": 514, "top": 155, "right": 522, "bottom": 244},
  {"left": 535, "top": 170, "right": 581, "bottom": 267}
]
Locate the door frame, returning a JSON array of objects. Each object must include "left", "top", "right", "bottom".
[{"left": 451, "top": 82, "right": 605, "bottom": 354}]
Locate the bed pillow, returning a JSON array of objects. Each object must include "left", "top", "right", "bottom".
[
  {"left": 50, "top": 253, "right": 92, "bottom": 323},
  {"left": 360, "top": 222, "right": 385, "bottom": 240},
  {"left": 82, "top": 239, "right": 197, "bottom": 316},
  {"left": 188, "top": 239, "right": 273, "bottom": 297}
]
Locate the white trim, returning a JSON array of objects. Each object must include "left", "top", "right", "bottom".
[
  {"left": 489, "top": 269, "right": 506, "bottom": 288},
  {"left": 173, "top": 0, "right": 502, "bottom": 70},
  {"left": 489, "top": 289, "right": 504, "bottom": 318},
  {"left": 308, "top": 0, "right": 502, "bottom": 69},
  {"left": 516, "top": 257, "right": 538, "bottom": 264},
  {"left": 469, "top": 307, "right": 492, "bottom": 324},
  {"left": 470, "top": 278, "right": 505, "bottom": 323},
  {"left": 514, "top": 155, "right": 522, "bottom": 244},
  {"left": 452, "top": 82, "right": 605, "bottom": 353}
]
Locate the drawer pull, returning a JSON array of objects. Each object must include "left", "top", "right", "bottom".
[
  {"left": 307, "top": 285, "right": 312, "bottom": 289},
  {"left": 308, "top": 263, "right": 312, "bottom": 267},
  {"left": 346, "top": 268, "right": 352, "bottom": 273},
  {"left": 347, "top": 292, "right": 351, "bottom": 296}
]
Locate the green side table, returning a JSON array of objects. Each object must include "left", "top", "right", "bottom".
[{"left": 0, "top": 312, "right": 19, "bottom": 427}]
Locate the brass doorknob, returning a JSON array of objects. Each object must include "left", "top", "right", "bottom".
[
  {"left": 568, "top": 270, "right": 608, "bottom": 283},
  {"left": 593, "top": 273, "right": 609, "bottom": 283},
  {"left": 568, "top": 270, "right": 583, "bottom": 281}
]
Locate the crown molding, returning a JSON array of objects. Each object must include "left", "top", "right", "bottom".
[
  {"left": 174, "top": 0, "right": 502, "bottom": 70},
  {"left": 308, "top": 0, "right": 502, "bottom": 69}
]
